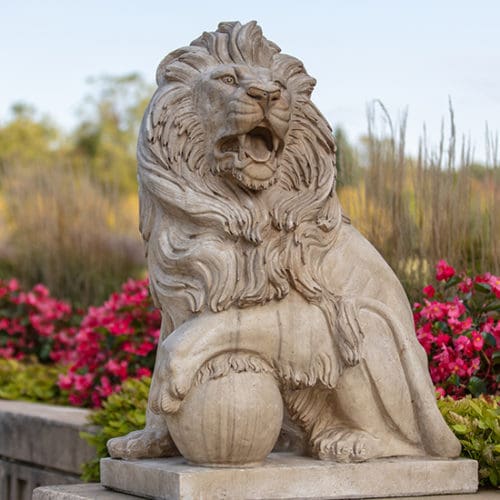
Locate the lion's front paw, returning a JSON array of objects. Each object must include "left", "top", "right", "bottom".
[
  {"left": 311, "top": 427, "right": 382, "bottom": 462},
  {"left": 107, "top": 427, "right": 178, "bottom": 459},
  {"left": 149, "top": 345, "right": 193, "bottom": 415}
]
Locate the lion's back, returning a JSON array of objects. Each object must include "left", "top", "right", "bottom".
[{"left": 322, "top": 222, "right": 413, "bottom": 319}]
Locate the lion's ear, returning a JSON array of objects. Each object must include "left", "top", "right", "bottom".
[
  {"left": 156, "top": 47, "right": 209, "bottom": 86},
  {"left": 301, "top": 76, "right": 317, "bottom": 98},
  {"left": 156, "top": 49, "right": 186, "bottom": 86},
  {"left": 273, "top": 54, "right": 316, "bottom": 98}
]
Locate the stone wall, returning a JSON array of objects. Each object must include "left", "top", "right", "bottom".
[{"left": 0, "top": 400, "right": 96, "bottom": 500}]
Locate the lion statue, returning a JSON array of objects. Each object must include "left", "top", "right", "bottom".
[{"left": 108, "top": 21, "right": 460, "bottom": 463}]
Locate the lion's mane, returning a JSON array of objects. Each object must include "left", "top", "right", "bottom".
[{"left": 138, "top": 22, "right": 347, "bottom": 332}]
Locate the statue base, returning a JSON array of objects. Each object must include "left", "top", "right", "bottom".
[{"left": 99, "top": 453, "right": 478, "bottom": 499}]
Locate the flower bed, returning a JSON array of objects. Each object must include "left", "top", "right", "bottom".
[
  {"left": 414, "top": 261, "right": 499, "bottom": 398},
  {"left": 0, "top": 279, "right": 79, "bottom": 363},
  {"left": 0, "top": 278, "right": 160, "bottom": 408},
  {"left": 58, "top": 279, "right": 160, "bottom": 407},
  {"left": 1, "top": 264, "right": 498, "bottom": 406},
  {"left": 0, "top": 266, "right": 499, "bottom": 487}
]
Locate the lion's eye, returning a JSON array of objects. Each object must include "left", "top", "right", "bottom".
[{"left": 220, "top": 75, "right": 237, "bottom": 86}]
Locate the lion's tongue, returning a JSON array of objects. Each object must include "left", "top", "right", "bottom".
[{"left": 244, "top": 134, "right": 271, "bottom": 162}]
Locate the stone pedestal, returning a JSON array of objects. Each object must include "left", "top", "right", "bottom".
[{"left": 99, "top": 453, "right": 478, "bottom": 500}]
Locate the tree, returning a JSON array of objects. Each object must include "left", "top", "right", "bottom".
[
  {"left": 0, "top": 103, "right": 61, "bottom": 170},
  {"left": 71, "top": 73, "right": 153, "bottom": 192}
]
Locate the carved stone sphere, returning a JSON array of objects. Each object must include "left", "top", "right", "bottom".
[{"left": 166, "top": 368, "right": 283, "bottom": 467}]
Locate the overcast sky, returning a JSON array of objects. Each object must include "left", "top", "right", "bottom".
[{"left": 1, "top": 0, "right": 499, "bottom": 161}]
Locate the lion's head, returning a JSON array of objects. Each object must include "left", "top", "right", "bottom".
[{"left": 138, "top": 21, "right": 346, "bottom": 317}]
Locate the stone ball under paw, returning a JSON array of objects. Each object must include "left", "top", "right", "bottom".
[{"left": 166, "top": 368, "right": 283, "bottom": 467}]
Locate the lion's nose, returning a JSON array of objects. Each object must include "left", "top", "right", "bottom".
[{"left": 247, "top": 85, "right": 281, "bottom": 104}]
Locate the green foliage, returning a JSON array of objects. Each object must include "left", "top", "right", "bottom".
[
  {"left": 0, "top": 358, "right": 68, "bottom": 404},
  {"left": 80, "top": 376, "right": 150, "bottom": 481},
  {"left": 71, "top": 73, "right": 153, "bottom": 192},
  {"left": 438, "top": 396, "right": 500, "bottom": 487},
  {"left": 334, "top": 126, "right": 361, "bottom": 188},
  {"left": 0, "top": 103, "right": 62, "bottom": 169}
]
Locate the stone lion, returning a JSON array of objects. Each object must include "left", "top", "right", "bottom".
[{"left": 108, "top": 21, "right": 460, "bottom": 463}]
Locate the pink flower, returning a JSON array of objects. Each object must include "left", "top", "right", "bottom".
[
  {"left": 105, "top": 359, "right": 129, "bottom": 380},
  {"left": 471, "top": 332, "right": 484, "bottom": 351},
  {"left": 8, "top": 279, "right": 19, "bottom": 291},
  {"left": 435, "top": 333, "right": 451, "bottom": 346},
  {"left": 58, "top": 373, "right": 74, "bottom": 390},
  {"left": 423, "top": 285, "right": 435, "bottom": 298},
  {"left": 458, "top": 277, "right": 473, "bottom": 294},
  {"left": 454, "top": 335, "right": 473, "bottom": 357},
  {"left": 136, "top": 341, "right": 155, "bottom": 356},
  {"left": 435, "top": 387, "right": 446, "bottom": 398},
  {"left": 74, "top": 373, "right": 94, "bottom": 392},
  {"left": 436, "top": 260, "right": 455, "bottom": 281},
  {"left": 420, "top": 300, "right": 446, "bottom": 321},
  {"left": 136, "top": 367, "right": 152, "bottom": 378}
]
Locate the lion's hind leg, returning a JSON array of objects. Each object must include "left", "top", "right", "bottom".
[{"left": 284, "top": 387, "right": 385, "bottom": 462}]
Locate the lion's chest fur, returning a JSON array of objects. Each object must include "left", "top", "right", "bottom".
[{"left": 149, "top": 213, "right": 341, "bottom": 319}]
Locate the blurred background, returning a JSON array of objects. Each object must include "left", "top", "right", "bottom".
[{"left": 0, "top": 0, "right": 498, "bottom": 305}]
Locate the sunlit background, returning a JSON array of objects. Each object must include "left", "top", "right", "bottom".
[
  {"left": 0, "top": 0, "right": 498, "bottom": 304},
  {"left": 0, "top": 5, "right": 498, "bottom": 484}
]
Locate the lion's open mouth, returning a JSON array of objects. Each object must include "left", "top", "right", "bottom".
[{"left": 216, "top": 125, "right": 280, "bottom": 164}]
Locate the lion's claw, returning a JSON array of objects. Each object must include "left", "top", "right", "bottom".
[{"left": 311, "top": 427, "right": 381, "bottom": 463}]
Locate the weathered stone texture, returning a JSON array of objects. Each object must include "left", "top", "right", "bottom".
[
  {"left": 100, "top": 453, "right": 478, "bottom": 500},
  {"left": 0, "top": 400, "right": 96, "bottom": 500}
]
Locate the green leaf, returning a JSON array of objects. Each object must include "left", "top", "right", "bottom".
[
  {"left": 468, "top": 377, "right": 487, "bottom": 397},
  {"left": 38, "top": 341, "right": 53, "bottom": 362},
  {"left": 484, "top": 300, "right": 500, "bottom": 313},
  {"left": 452, "top": 424, "right": 468, "bottom": 434},
  {"left": 493, "top": 351, "right": 500, "bottom": 365},
  {"left": 474, "top": 282, "right": 492, "bottom": 294},
  {"left": 490, "top": 468, "right": 498, "bottom": 487},
  {"left": 445, "top": 276, "right": 461, "bottom": 289},
  {"left": 483, "top": 332, "right": 497, "bottom": 347}
]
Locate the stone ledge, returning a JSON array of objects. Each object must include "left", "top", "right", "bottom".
[
  {"left": 32, "top": 484, "right": 499, "bottom": 500},
  {"left": 0, "top": 400, "right": 95, "bottom": 475},
  {"left": 100, "top": 452, "right": 478, "bottom": 499},
  {"left": 33, "top": 483, "right": 143, "bottom": 499}
]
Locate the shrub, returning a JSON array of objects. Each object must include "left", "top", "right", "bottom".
[
  {"left": 438, "top": 396, "right": 500, "bottom": 487},
  {"left": 414, "top": 261, "right": 499, "bottom": 398},
  {"left": 58, "top": 279, "right": 160, "bottom": 408},
  {"left": 80, "top": 376, "right": 150, "bottom": 481},
  {"left": 0, "top": 278, "right": 79, "bottom": 363},
  {"left": 0, "top": 358, "right": 68, "bottom": 404}
]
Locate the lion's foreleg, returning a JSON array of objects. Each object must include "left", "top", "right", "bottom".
[{"left": 149, "top": 307, "right": 281, "bottom": 415}]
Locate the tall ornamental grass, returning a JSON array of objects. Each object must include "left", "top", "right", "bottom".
[
  {"left": 0, "top": 164, "right": 144, "bottom": 306},
  {"left": 338, "top": 102, "right": 499, "bottom": 300}
]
